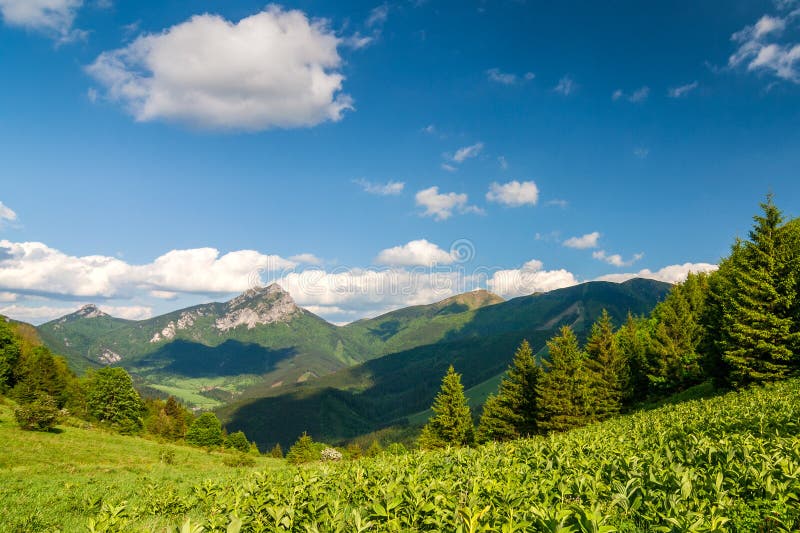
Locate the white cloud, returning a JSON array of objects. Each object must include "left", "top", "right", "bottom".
[
  {"left": 441, "top": 163, "right": 457, "bottom": 172},
  {"left": 563, "top": 232, "right": 600, "bottom": 249},
  {"left": 612, "top": 86, "right": 650, "bottom": 103},
  {"left": 0, "top": 292, "right": 17, "bottom": 302},
  {"left": 592, "top": 250, "right": 644, "bottom": 268},
  {"left": 366, "top": 3, "right": 388, "bottom": 28},
  {"left": 554, "top": 76, "right": 577, "bottom": 95},
  {"left": 729, "top": 11, "right": 800, "bottom": 83},
  {"left": 498, "top": 156, "right": 508, "bottom": 170},
  {"left": 486, "top": 180, "right": 539, "bottom": 207},
  {"left": 0, "top": 240, "right": 296, "bottom": 299},
  {"left": 415, "top": 186, "right": 482, "bottom": 220},
  {"left": 87, "top": 6, "right": 354, "bottom": 131},
  {"left": 668, "top": 81, "right": 699, "bottom": 98},
  {"left": 289, "top": 253, "right": 322, "bottom": 265},
  {"left": 422, "top": 124, "right": 436, "bottom": 134},
  {"left": 486, "top": 68, "right": 517, "bottom": 85},
  {"left": 354, "top": 179, "right": 405, "bottom": 196},
  {"left": 487, "top": 259, "right": 579, "bottom": 298},
  {"left": 596, "top": 262, "right": 718, "bottom": 284},
  {"left": 0, "top": 201, "right": 17, "bottom": 224},
  {"left": 0, "top": 0, "right": 84, "bottom": 41},
  {"left": 452, "top": 142, "right": 484, "bottom": 163},
  {"left": 375, "top": 239, "right": 454, "bottom": 266}
]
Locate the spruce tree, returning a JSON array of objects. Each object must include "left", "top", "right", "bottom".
[
  {"left": 647, "top": 273, "right": 709, "bottom": 393},
  {"left": 714, "top": 198, "right": 799, "bottom": 386},
  {"left": 616, "top": 313, "right": 651, "bottom": 402},
  {"left": 585, "top": 310, "right": 626, "bottom": 420},
  {"left": 476, "top": 339, "right": 542, "bottom": 443},
  {"left": 418, "top": 365, "right": 474, "bottom": 449},
  {"left": 537, "top": 326, "right": 593, "bottom": 433}
]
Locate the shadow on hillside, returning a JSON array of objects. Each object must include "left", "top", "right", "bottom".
[{"left": 140, "top": 339, "right": 296, "bottom": 377}]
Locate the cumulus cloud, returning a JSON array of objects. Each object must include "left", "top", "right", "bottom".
[
  {"left": 87, "top": 6, "right": 354, "bottom": 130},
  {"left": 486, "top": 180, "right": 539, "bottom": 207},
  {"left": 668, "top": 81, "right": 699, "bottom": 98},
  {"left": 0, "top": 201, "right": 17, "bottom": 225},
  {"left": 554, "top": 75, "right": 577, "bottom": 95},
  {"left": 595, "top": 262, "right": 718, "bottom": 284},
  {"left": 354, "top": 179, "right": 405, "bottom": 195},
  {"left": 612, "top": 86, "right": 650, "bottom": 103},
  {"left": 0, "top": 0, "right": 84, "bottom": 41},
  {"left": 375, "top": 239, "right": 455, "bottom": 266},
  {"left": 592, "top": 250, "right": 644, "bottom": 267},
  {"left": 0, "top": 240, "right": 296, "bottom": 299},
  {"left": 728, "top": 11, "right": 800, "bottom": 83},
  {"left": 487, "top": 259, "right": 579, "bottom": 298},
  {"left": 289, "top": 253, "right": 322, "bottom": 265},
  {"left": 563, "top": 232, "right": 600, "bottom": 249},
  {"left": 415, "top": 186, "right": 483, "bottom": 221}
]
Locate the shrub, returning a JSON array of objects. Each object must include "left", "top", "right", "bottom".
[
  {"left": 14, "top": 393, "right": 62, "bottom": 431},
  {"left": 320, "top": 448, "right": 343, "bottom": 461},
  {"left": 222, "top": 451, "right": 255, "bottom": 468},
  {"left": 286, "top": 432, "right": 319, "bottom": 464},
  {"left": 186, "top": 412, "right": 223, "bottom": 448},
  {"left": 159, "top": 448, "right": 176, "bottom": 465},
  {"left": 224, "top": 430, "right": 250, "bottom": 453}
]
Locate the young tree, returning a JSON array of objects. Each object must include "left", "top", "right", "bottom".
[
  {"left": 585, "top": 310, "right": 627, "bottom": 420},
  {"left": 225, "top": 430, "right": 251, "bottom": 453},
  {"left": 476, "top": 339, "right": 543, "bottom": 443},
  {"left": 616, "top": 313, "right": 651, "bottom": 402},
  {"left": 86, "top": 367, "right": 145, "bottom": 433},
  {"left": 647, "top": 273, "right": 709, "bottom": 393},
  {"left": 269, "top": 442, "right": 284, "bottom": 458},
  {"left": 418, "top": 365, "right": 474, "bottom": 449},
  {"left": 707, "top": 198, "right": 800, "bottom": 386},
  {"left": 186, "top": 412, "right": 224, "bottom": 448},
  {"left": 537, "top": 326, "right": 593, "bottom": 433},
  {"left": 286, "top": 432, "right": 318, "bottom": 464}
]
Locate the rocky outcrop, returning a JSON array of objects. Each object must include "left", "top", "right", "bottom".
[{"left": 215, "top": 284, "right": 300, "bottom": 332}]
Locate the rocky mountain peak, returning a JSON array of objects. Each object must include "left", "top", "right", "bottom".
[
  {"left": 216, "top": 283, "right": 301, "bottom": 332},
  {"left": 73, "top": 304, "right": 108, "bottom": 319}
]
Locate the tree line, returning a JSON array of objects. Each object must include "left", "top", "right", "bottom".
[
  {"left": 0, "top": 320, "right": 262, "bottom": 454},
  {"left": 420, "top": 197, "right": 800, "bottom": 448}
]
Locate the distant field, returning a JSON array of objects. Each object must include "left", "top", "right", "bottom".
[{"left": 0, "top": 400, "right": 282, "bottom": 532}]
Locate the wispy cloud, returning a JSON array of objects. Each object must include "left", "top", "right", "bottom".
[
  {"left": 486, "top": 68, "right": 535, "bottom": 85},
  {"left": 668, "top": 81, "right": 699, "bottom": 98},
  {"left": 354, "top": 179, "right": 405, "bottom": 196},
  {"left": 0, "top": 0, "right": 86, "bottom": 42},
  {"left": 592, "top": 250, "right": 644, "bottom": 267},
  {"left": 633, "top": 147, "right": 650, "bottom": 159},
  {"left": 554, "top": 75, "right": 577, "bottom": 95},
  {"left": 612, "top": 86, "right": 650, "bottom": 103},
  {"left": 0, "top": 201, "right": 17, "bottom": 226},
  {"left": 451, "top": 142, "right": 484, "bottom": 163}
]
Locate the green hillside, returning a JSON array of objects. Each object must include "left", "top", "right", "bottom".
[{"left": 222, "top": 278, "right": 670, "bottom": 448}]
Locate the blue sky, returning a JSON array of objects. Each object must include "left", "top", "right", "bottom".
[{"left": 0, "top": 0, "right": 799, "bottom": 324}]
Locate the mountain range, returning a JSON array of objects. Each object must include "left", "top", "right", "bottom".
[{"left": 32, "top": 278, "right": 671, "bottom": 447}]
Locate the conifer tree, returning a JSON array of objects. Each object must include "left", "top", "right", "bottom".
[
  {"left": 476, "top": 339, "right": 542, "bottom": 442},
  {"left": 537, "top": 326, "right": 593, "bottom": 433},
  {"left": 616, "top": 313, "right": 651, "bottom": 402},
  {"left": 418, "top": 365, "right": 474, "bottom": 449},
  {"left": 647, "top": 273, "right": 709, "bottom": 393},
  {"left": 710, "top": 198, "right": 799, "bottom": 386},
  {"left": 585, "top": 310, "right": 627, "bottom": 420}
]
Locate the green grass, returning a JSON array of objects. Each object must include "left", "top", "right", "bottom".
[{"left": 0, "top": 400, "right": 282, "bottom": 532}]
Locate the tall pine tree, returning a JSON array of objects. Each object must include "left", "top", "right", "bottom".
[
  {"left": 537, "top": 326, "right": 593, "bottom": 433},
  {"left": 418, "top": 365, "right": 474, "bottom": 449},
  {"left": 616, "top": 313, "right": 651, "bottom": 403},
  {"left": 476, "top": 339, "right": 543, "bottom": 443},
  {"left": 585, "top": 310, "right": 627, "bottom": 420},
  {"left": 711, "top": 198, "right": 799, "bottom": 386}
]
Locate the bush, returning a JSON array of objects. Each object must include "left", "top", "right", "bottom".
[
  {"left": 224, "top": 430, "right": 250, "bottom": 453},
  {"left": 85, "top": 367, "right": 144, "bottom": 434},
  {"left": 286, "top": 432, "right": 320, "bottom": 464},
  {"left": 222, "top": 451, "right": 255, "bottom": 468},
  {"left": 159, "top": 448, "right": 176, "bottom": 465},
  {"left": 320, "top": 448, "right": 343, "bottom": 461},
  {"left": 186, "top": 412, "right": 223, "bottom": 448},
  {"left": 14, "top": 393, "right": 62, "bottom": 431}
]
